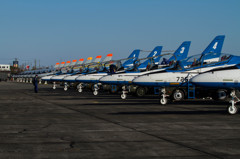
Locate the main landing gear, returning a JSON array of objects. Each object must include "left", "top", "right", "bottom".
[
  {"left": 172, "top": 89, "right": 184, "bottom": 101},
  {"left": 227, "top": 90, "right": 239, "bottom": 115}
]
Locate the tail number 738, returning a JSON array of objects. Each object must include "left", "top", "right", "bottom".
[{"left": 176, "top": 77, "right": 188, "bottom": 82}]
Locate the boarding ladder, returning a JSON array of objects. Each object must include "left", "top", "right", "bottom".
[{"left": 188, "top": 82, "right": 195, "bottom": 99}]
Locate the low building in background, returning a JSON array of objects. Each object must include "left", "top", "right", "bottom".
[{"left": 0, "top": 64, "right": 11, "bottom": 81}]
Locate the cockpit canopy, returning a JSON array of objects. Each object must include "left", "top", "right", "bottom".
[{"left": 174, "top": 53, "right": 232, "bottom": 71}]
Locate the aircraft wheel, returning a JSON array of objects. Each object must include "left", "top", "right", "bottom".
[
  {"left": 218, "top": 90, "right": 228, "bottom": 100},
  {"left": 160, "top": 97, "right": 168, "bottom": 105},
  {"left": 136, "top": 87, "right": 146, "bottom": 97},
  {"left": 121, "top": 93, "right": 127, "bottom": 99},
  {"left": 93, "top": 90, "right": 98, "bottom": 96},
  {"left": 172, "top": 89, "right": 184, "bottom": 101},
  {"left": 228, "top": 105, "right": 238, "bottom": 115}
]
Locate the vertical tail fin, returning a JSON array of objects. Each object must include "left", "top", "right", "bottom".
[
  {"left": 122, "top": 49, "right": 141, "bottom": 68},
  {"left": 59, "top": 62, "right": 66, "bottom": 68},
  {"left": 70, "top": 59, "right": 77, "bottom": 66},
  {"left": 73, "top": 59, "right": 84, "bottom": 71},
  {"left": 93, "top": 55, "right": 102, "bottom": 63},
  {"left": 168, "top": 41, "right": 191, "bottom": 61},
  {"left": 138, "top": 46, "right": 163, "bottom": 70},
  {"left": 76, "top": 58, "right": 84, "bottom": 65},
  {"left": 54, "top": 62, "right": 60, "bottom": 69},
  {"left": 201, "top": 35, "right": 225, "bottom": 61},
  {"left": 65, "top": 61, "right": 71, "bottom": 67},
  {"left": 202, "top": 35, "right": 225, "bottom": 54},
  {"left": 128, "top": 49, "right": 140, "bottom": 59},
  {"left": 102, "top": 53, "right": 113, "bottom": 62},
  {"left": 85, "top": 57, "right": 93, "bottom": 64}
]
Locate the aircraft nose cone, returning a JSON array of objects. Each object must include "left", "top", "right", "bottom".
[
  {"left": 190, "top": 72, "right": 215, "bottom": 87},
  {"left": 191, "top": 72, "right": 213, "bottom": 84}
]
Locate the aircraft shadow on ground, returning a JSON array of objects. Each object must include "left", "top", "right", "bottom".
[
  {"left": 109, "top": 110, "right": 228, "bottom": 115},
  {"left": 170, "top": 100, "right": 228, "bottom": 105},
  {"left": 81, "top": 102, "right": 159, "bottom": 106}
]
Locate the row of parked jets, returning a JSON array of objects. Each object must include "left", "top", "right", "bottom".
[{"left": 13, "top": 35, "right": 240, "bottom": 115}]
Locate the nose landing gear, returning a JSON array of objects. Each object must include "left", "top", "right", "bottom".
[
  {"left": 53, "top": 82, "right": 57, "bottom": 90},
  {"left": 227, "top": 90, "right": 239, "bottom": 115},
  {"left": 78, "top": 83, "right": 83, "bottom": 93},
  {"left": 93, "top": 84, "right": 99, "bottom": 96},
  {"left": 121, "top": 85, "right": 128, "bottom": 99},
  {"left": 160, "top": 88, "right": 169, "bottom": 105},
  {"left": 64, "top": 82, "right": 68, "bottom": 91}
]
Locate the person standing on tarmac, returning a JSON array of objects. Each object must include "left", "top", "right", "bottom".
[{"left": 32, "top": 75, "right": 39, "bottom": 93}]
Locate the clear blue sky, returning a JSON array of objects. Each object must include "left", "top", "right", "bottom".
[{"left": 0, "top": 0, "right": 240, "bottom": 67}]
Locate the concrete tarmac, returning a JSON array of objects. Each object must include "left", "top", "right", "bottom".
[{"left": 0, "top": 82, "right": 240, "bottom": 159}]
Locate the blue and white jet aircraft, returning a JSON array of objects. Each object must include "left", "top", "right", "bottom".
[
  {"left": 52, "top": 56, "right": 103, "bottom": 90},
  {"left": 62, "top": 54, "right": 113, "bottom": 91},
  {"left": 41, "top": 57, "right": 93, "bottom": 89},
  {"left": 73, "top": 49, "right": 141, "bottom": 93},
  {"left": 132, "top": 35, "right": 226, "bottom": 104},
  {"left": 99, "top": 42, "right": 190, "bottom": 99},
  {"left": 191, "top": 62, "right": 240, "bottom": 115}
]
